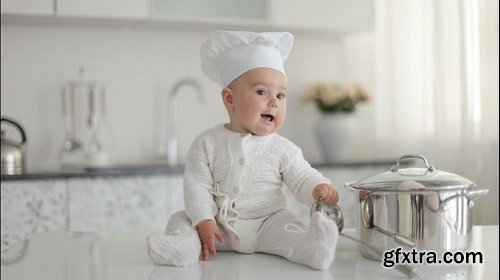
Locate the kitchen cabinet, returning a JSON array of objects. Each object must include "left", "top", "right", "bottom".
[
  {"left": 0, "top": 180, "right": 67, "bottom": 251},
  {"left": 0, "top": 175, "right": 184, "bottom": 251},
  {"left": 0, "top": 0, "right": 53, "bottom": 16},
  {"left": 151, "top": 0, "right": 268, "bottom": 22},
  {"left": 1, "top": 0, "right": 374, "bottom": 34},
  {"left": 151, "top": 0, "right": 374, "bottom": 32},
  {"left": 56, "top": 0, "right": 149, "bottom": 19},
  {"left": 67, "top": 175, "right": 184, "bottom": 231},
  {"left": 270, "top": 0, "right": 374, "bottom": 32},
  {"left": 1, "top": 0, "right": 149, "bottom": 19}
]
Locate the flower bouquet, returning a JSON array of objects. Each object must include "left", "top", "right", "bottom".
[{"left": 303, "top": 83, "right": 371, "bottom": 114}]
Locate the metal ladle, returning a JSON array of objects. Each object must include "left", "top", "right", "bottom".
[
  {"left": 311, "top": 200, "right": 421, "bottom": 280},
  {"left": 61, "top": 87, "right": 82, "bottom": 153},
  {"left": 362, "top": 195, "right": 416, "bottom": 248}
]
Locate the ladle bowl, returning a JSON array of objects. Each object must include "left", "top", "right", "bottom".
[{"left": 310, "top": 200, "right": 344, "bottom": 232}]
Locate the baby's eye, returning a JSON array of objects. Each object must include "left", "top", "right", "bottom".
[
  {"left": 277, "top": 93, "right": 287, "bottom": 100},
  {"left": 256, "top": 89, "right": 267, "bottom": 96}
]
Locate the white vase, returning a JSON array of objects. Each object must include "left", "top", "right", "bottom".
[{"left": 314, "top": 113, "right": 356, "bottom": 163}]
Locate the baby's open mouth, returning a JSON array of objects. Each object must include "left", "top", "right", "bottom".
[{"left": 261, "top": 114, "right": 274, "bottom": 122}]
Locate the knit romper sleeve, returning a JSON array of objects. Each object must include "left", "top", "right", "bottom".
[
  {"left": 279, "top": 137, "right": 331, "bottom": 207},
  {"left": 183, "top": 134, "right": 219, "bottom": 227}
]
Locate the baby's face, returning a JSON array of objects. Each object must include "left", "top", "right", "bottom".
[{"left": 224, "top": 68, "right": 287, "bottom": 136}]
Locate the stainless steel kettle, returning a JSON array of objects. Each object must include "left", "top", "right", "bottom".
[{"left": 1, "top": 117, "right": 27, "bottom": 175}]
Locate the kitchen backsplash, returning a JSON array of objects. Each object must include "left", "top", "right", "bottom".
[{"left": 1, "top": 23, "right": 376, "bottom": 170}]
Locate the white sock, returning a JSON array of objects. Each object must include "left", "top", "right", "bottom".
[
  {"left": 287, "top": 212, "right": 339, "bottom": 270},
  {"left": 147, "top": 226, "right": 201, "bottom": 267}
]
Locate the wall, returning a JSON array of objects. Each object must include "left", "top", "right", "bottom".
[
  {"left": 1, "top": 23, "right": 377, "bottom": 169},
  {"left": 2, "top": 14, "right": 497, "bottom": 225}
]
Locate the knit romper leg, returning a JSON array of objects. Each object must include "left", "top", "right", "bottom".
[
  {"left": 257, "top": 210, "right": 339, "bottom": 270},
  {"left": 147, "top": 211, "right": 201, "bottom": 266}
]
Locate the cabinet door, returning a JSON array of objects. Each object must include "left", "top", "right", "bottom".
[
  {"left": 56, "top": 0, "right": 149, "bottom": 19},
  {"left": 68, "top": 175, "right": 184, "bottom": 231},
  {"left": 1, "top": 0, "right": 54, "bottom": 16},
  {"left": 152, "top": 0, "right": 268, "bottom": 21},
  {"left": 270, "top": 0, "right": 374, "bottom": 32},
  {"left": 1, "top": 180, "right": 67, "bottom": 250}
]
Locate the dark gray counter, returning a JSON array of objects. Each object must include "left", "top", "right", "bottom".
[
  {"left": 1, "top": 164, "right": 185, "bottom": 181},
  {"left": 1, "top": 159, "right": 400, "bottom": 181}
]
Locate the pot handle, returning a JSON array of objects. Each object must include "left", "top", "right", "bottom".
[
  {"left": 464, "top": 189, "right": 489, "bottom": 208},
  {"left": 344, "top": 181, "right": 358, "bottom": 192},
  {"left": 435, "top": 189, "right": 489, "bottom": 211},
  {"left": 391, "top": 154, "right": 435, "bottom": 172},
  {"left": 1, "top": 117, "right": 27, "bottom": 145}
]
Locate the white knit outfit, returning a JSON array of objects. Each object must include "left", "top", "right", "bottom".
[{"left": 147, "top": 124, "right": 338, "bottom": 269}]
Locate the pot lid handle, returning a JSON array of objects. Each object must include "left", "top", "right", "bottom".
[{"left": 391, "top": 154, "right": 435, "bottom": 172}]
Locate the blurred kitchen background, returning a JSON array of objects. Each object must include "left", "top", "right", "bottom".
[{"left": 1, "top": 0, "right": 498, "bottom": 238}]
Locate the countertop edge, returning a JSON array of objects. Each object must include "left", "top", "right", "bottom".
[{"left": 1, "top": 160, "right": 401, "bottom": 181}]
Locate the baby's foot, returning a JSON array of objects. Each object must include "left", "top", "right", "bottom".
[
  {"left": 288, "top": 212, "right": 339, "bottom": 270},
  {"left": 147, "top": 227, "right": 201, "bottom": 267}
]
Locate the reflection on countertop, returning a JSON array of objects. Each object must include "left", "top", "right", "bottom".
[
  {"left": 1, "top": 226, "right": 498, "bottom": 280},
  {"left": 1, "top": 159, "right": 406, "bottom": 181}
]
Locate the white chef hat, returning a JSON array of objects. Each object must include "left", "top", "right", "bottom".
[{"left": 200, "top": 30, "right": 294, "bottom": 86}]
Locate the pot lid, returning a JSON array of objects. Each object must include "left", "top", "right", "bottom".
[{"left": 345, "top": 154, "right": 475, "bottom": 192}]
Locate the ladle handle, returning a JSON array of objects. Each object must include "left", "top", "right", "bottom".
[
  {"left": 362, "top": 195, "right": 416, "bottom": 247},
  {"left": 313, "top": 200, "right": 420, "bottom": 279},
  {"left": 374, "top": 226, "right": 416, "bottom": 248},
  {"left": 340, "top": 233, "right": 421, "bottom": 279}
]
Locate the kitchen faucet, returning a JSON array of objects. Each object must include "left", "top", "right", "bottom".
[{"left": 166, "top": 78, "right": 204, "bottom": 166}]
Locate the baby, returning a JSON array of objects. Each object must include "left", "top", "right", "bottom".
[{"left": 147, "top": 30, "right": 339, "bottom": 270}]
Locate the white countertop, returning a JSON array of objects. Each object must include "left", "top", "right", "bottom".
[{"left": 1, "top": 226, "right": 498, "bottom": 280}]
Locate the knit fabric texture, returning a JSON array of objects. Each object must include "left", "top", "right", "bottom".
[{"left": 183, "top": 124, "right": 331, "bottom": 227}]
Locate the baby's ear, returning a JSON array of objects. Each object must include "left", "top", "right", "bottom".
[{"left": 221, "top": 87, "right": 234, "bottom": 110}]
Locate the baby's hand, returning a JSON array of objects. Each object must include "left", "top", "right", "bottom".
[
  {"left": 313, "top": 184, "right": 339, "bottom": 205},
  {"left": 195, "top": 219, "right": 224, "bottom": 261}
]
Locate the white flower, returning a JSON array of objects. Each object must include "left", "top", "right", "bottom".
[{"left": 303, "top": 82, "right": 370, "bottom": 114}]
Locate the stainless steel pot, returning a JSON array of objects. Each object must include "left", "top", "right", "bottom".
[
  {"left": 1, "top": 117, "right": 27, "bottom": 175},
  {"left": 345, "top": 154, "right": 489, "bottom": 260}
]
